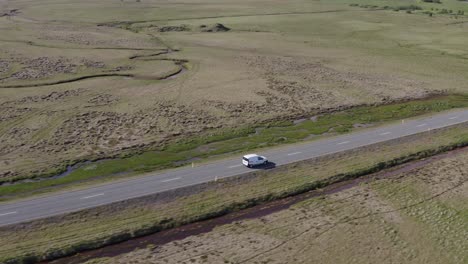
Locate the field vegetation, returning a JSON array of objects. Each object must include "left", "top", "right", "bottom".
[
  {"left": 1, "top": 94, "right": 466, "bottom": 199},
  {"left": 1, "top": 0, "right": 468, "bottom": 263},
  {"left": 1, "top": 0, "right": 468, "bottom": 185},
  {"left": 90, "top": 145, "right": 468, "bottom": 264},
  {"left": 0, "top": 125, "right": 466, "bottom": 264}
]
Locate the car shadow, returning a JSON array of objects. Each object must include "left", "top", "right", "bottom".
[{"left": 253, "top": 162, "right": 276, "bottom": 170}]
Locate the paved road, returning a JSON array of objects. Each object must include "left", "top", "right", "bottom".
[{"left": 0, "top": 109, "right": 467, "bottom": 226}]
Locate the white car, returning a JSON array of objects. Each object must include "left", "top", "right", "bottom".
[{"left": 242, "top": 154, "right": 268, "bottom": 168}]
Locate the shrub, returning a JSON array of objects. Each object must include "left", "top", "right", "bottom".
[
  {"left": 423, "top": 11, "right": 435, "bottom": 16},
  {"left": 393, "top": 5, "right": 422, "bottom": 11},
  {"left": 439, "top": 8, "right": 449, "bottom": 14}
]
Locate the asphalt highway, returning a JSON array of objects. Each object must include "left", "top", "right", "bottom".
[{"left": 0, "top": 109, "right": 467, "bottom": 226}]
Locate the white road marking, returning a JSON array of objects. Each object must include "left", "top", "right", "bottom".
[
  {"left": 0, "top": 211, "right": 17, "bottom": 216},
  {"left": 1, "top": 110, "right": 466, "bottom": 227},
  {"left": 287, "top": 152, "right": 302, "bottom": 156},
  {"left": 80, "top": 193, "right": 104, "bottom": 200},
  {"left": 379, "top": 132, "right": 391, "bottom": 136},
  {"left": 337, "top": 141, "right": 350, "bottom": 145},
  {"left": 416, "top": 123, "right": 427, "bottom": 127},
  {"left": 161, "top": 177, "right": 181, "bottom": 183},
  {"left": 228, "top": 164, "right": 242, "bottom": 168},
  {"left": 449, "top": 116, "right": 459, "bottom": 120}
]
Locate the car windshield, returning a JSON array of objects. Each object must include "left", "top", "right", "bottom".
[
  {"left": 243, "top": 157, "right": 249, "bottom": 161},
  {"left": 258, "top": 157, "right": 264, "bottom": 160}
]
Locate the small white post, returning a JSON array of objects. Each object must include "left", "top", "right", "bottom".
[
  {"left": 215, "top": 176, "right": 218, "bottom": 182},
  {"left": 402, "top": 119, "right": 405, "bottom": 124},
  {"left": 192, "top": 162, "right": 194, "bottom": 168}
]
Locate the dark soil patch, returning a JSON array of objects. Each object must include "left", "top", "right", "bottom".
[
  {"left": 353, "top": 123, "right": 374, "bottom": 128},
  {"left": 201, "top": 23, "right": 230, "bottom": 32},
  {"left": 157, "top": 25, "right": 190, "bottom": 32},
  {"left": 0, "top": 9, "right": 20, "bottom": 17}
]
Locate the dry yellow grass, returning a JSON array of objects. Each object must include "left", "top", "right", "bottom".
[
  {"left": 1, "top": 0, "right": 468, "bottom": 180},
  {"left": 88, "top": 149, "right": 468, "bottom": 264},
  {"left": 0, "top": 125, "right": 466, "bottom": 263}
]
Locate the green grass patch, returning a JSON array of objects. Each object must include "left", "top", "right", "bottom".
[{"left": 1, "top": 94, "right": 467, "bottom": 197}]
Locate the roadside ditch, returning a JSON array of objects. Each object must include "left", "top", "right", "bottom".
[
  {"left": 42, "top": 145, "right": 468, "bottom": 264},
  {"left": 2, "top": 123, "right": 466, "bottom": 264}
]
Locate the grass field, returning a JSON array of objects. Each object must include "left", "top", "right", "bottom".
[
  {"left": 82, "top": 139, "right": 468, "bottom": 264},
  {"left": 1, "top": 0, "right": 468, "bottom": 183},
  {"left": 1, "top": 94, "right": 466, "bottom": 199},
  {"left": 0, "top": 125, "right": 466, "bottom": 264}
]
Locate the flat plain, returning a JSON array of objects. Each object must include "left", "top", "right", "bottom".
[
  {"left": 1, "top": 0, "right": 468, "bottom": 182},
  {"left": 1, "top": 1, "right": 468, "bottom": 262}
]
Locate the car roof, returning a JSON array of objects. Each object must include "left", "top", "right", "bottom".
[{"left": 243, "top": 154, "right": 259, "bottom": 159}]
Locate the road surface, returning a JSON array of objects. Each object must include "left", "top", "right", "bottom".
[{"left": 0, "top": 109, "right": 467, "bottom": 226}]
